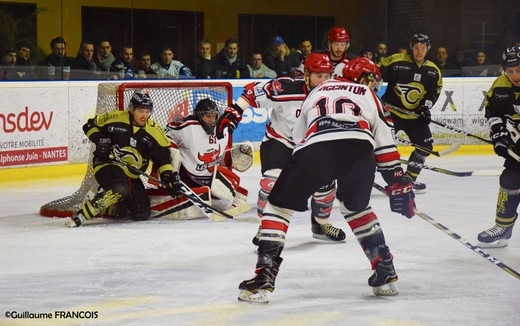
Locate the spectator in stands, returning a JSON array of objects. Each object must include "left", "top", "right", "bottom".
[
  {"left": 193, "top": 39, "right": 216, "bottom": 79},
  {"left": 1, "top": 47, "right": 22, "bottom": 80},
  {"left": 452, "top": 47, "right": 470, "bottom": 69},
  {"left": 471, "top": 48, "right": 500, "bottom": 76},
  {"left": 264, "top": 36, "right": 300, "bottom": 77},
  {"left": 15, "top": 41, "right": 32, "bottom": 67},
  {"left": 151, "top": 46, "right": 193, "bottom": 79},
  {"left": 95, "top": 40, "right": 117, "bottom": 71},
  {"left": 116, "top": 45, "right": 136, "bottom": 79},
  {"left": 37, "top": 36, "right": 74, "bottom": 74},
  {"left": 136, "top": 50, "right": 157, "bottom": 78},
  {"left": 434, "top": 46, "right": 459, "bottom": 76},
  {"left": 374, "top": 42, "right": 388, "bottom": 64},
  {"left": 212, "top": 38, "right": 250, "bottom": 79},
  {"left": 247, "top": 52, "right": 277, "bottom": 78},
  {"left": 360, "top": 43, "right": 376, "bottom": 62},
  {"left": 71, "top": 40, "right": 99, "bottom": 79},
  {"left": 293, "top": 37, "right": 313, "bottom": 65},
  {"left": 14, "top": 41, "right": 37, "bottom": 80}
]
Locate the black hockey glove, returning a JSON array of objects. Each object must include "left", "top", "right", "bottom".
[
  {"left": 490, "top": 124, "right": 511, "bottom": 158},
  {"left": 416, "top": 105, "right": 431, "bottom": 124},
  {"left": 385, "top": 177, "right": 415, "bottom": 218},
  {"left": 215, "top": 106, "right": 243, "bottom": 139},
  {"left": 94, "top": 136, "right": 112, "bottom": 164},
  {"left": 161, "top": 171, "right": 182, "bottom": 197}
]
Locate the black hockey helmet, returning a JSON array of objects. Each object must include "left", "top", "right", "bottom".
[
  {"left": 410, "top": 33, "right": 431, "bottom": 50},
  {"left": 130, "top": 91, "right": 153, "bottom": 111},
  {"left": 501, "top": 46, "right": 520, "bottom": 68},
  {"left": 194, "top": 98, "right": 219, "bottom": 134}
]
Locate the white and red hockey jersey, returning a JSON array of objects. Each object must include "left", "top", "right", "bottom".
[
  {"left": 293, "top": 78, "right": 401, "bottom": 171},
  {"left": 166, "top": 116, "right": 232, "bottom": 186},
  {"left": 237, "top": 78, "right": 308, "bottom": 148}
]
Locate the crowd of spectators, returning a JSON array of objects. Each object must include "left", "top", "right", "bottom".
[{"left": 0, "top": 34, "right": 512, "bottom": 81}]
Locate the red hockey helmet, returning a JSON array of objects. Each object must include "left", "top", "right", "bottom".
[
  {"left": 304, "top": 52, "right": 334, "bottom": 74},
  {"left": 328, "top": 27, "right": 350, "bottom": 43},
  {"left": 340, "top": 57, "right": 382, "bottom": 90}
]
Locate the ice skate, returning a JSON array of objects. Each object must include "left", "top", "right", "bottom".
[
  {"left": 477, "top": 224, "right": 514, "bottom": 248},
  {"left": 65, "top": 211, "right": 86, "bottom": 228},
  {"left": 312, "top": 220, "right": 346, "bottom": 243},
  {"left": 238, "top": 257, "right": 282, "bottom": 304},
  {"left": 412, "top": 181, "right": 426, "bottom": 194},
  {"left": 252, "top": 226, "right": 261, "bottom": 246},
  {"left": 369, "top": 247, "right": 399, "bottom": 296}
]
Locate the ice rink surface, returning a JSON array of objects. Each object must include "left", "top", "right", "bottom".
[{"left": 1, "top": 154, "right": 519, "bottom": 325}]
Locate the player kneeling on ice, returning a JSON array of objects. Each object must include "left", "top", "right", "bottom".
[
  {"left": 238, "top": 57, "right": 416, "bottom": 303},
  {"left": 66, "top": 91, "right": 178, "bottom": 227},
  {"left": 148, "top": 98, "right": 252, "bottom": 220}
]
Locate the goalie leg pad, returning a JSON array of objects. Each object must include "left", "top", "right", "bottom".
[
  {"left": 148, "top": 187, "right": 211, "bottom": 220},
  {"left": 211, "top": 166, "right": 242, "bottom": 211}
]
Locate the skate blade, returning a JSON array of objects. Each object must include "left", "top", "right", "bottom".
[
  {"left": 477, "top": 239, "right": 509, "bottom": 248},
  {"left": 311, "top": 234, "right": 347, "bottom": 243},
  {"left": 372, "top": 281, "right": 399, "bottom": 296},
  {"left": 64, "top": 218, "right": 79, "bottom": 228},
  {"left": 237, "top": 289, "right": 269, "bottom": 304}
]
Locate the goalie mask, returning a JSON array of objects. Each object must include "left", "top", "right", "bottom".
[{"left": 195, "top": 98, "right": 220, "bottom": 135}]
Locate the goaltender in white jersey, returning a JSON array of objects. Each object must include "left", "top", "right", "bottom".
[{"left": 147, "top": 98, "right": 252, "bottom": 220}]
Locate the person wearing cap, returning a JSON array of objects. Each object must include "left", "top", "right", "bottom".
[
  {"left": 1, "top": 47, "right": 21, "bottom": 80},
  {"left": 378, "top": 33, "right": 443, "bottom": 194},
  {"left": 476, "top": 46, "right": 520, "bottom": 248},
  {"left": 66, "top": 91, "right": 175, "bottom": 227},
  {"left": 264, "top": 35, "right": 300, "bottom": 77}
]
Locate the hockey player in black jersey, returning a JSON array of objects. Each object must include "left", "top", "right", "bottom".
[
  {"left": 477, "top": 46, "right": 520, "bottom": 248},
  {"left": 379, "top": 33, "right": 443, "bottom": 193},
  {"left": 66, "top": 92, "right": 177, "bottom": 227},
  {"left": 237, "top": 57, "right": 415, "bottom": 303}
]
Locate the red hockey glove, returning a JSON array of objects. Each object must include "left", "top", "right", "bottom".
[
  {"left": 385, "top": 178, "right": 415, "bottom": 218},
  {"left": 215, "top": 106, "right": 242, "bottom": 139}
]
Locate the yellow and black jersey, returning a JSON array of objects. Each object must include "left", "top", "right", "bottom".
[
  {"left": 485, "top": 74, "right": 520, "bottom": 121},
  {"left": 379, "top": 53, "right": 443, "bottom": 120},
  {"left": 83, "top": 110, "right": 172, "bottom": 178}
]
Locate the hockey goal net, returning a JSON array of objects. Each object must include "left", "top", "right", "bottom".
[{"left": 39, "top": 81, "right": 233, "bottom": 217}]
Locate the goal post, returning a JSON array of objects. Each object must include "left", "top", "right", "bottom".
[{"left": 39, "top": 81, "right": 234, "bottom": 217}]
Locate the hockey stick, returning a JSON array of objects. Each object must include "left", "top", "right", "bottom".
[
  {"left": 400, "top": 159, "right": 473, "bottom": 177},
  {"left": 396, "top": 137, "right": 460, "bottom": 157},
  {"left": 388, "top": 105, "right": 520, "bottom": 162},
  {"left": 373, "top": 182, "right": 520, "bottom": 280},
  {"left": 110, "top": 156, "right": 233, "bottom": 220}
]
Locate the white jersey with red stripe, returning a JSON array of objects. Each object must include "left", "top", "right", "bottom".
[
  {"left": 166, "top": 116, "right": 232, "bottom": 186},
  {"left": 237, "top": 78, "right": 308, "bottom": 148},
  {"left": 293, "top": 78, "right": 400, "bottom": 170}
]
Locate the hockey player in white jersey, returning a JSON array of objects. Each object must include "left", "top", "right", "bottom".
[
  {"left": 232, "top": 52, "right": 346, "bottom": 243},
  {"left": 295, "top": 26, "right": 354, "bottom": 78},
  {"left": 238, "top": 57, "right": 415, "bottom": 303},
  {"left": 149, "top": 98, "right": 251, "bottom": 220}
]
